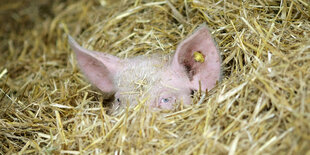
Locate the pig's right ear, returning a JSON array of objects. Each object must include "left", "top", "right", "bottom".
[
  {"left": 171, "top": 25, "right": 221, "bottom": 92},
  {"left": 68, "top": 36, "right": 123, "bottom": 93}
]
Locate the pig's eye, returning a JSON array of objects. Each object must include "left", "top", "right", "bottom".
[
  {"left": 116, "top": 98, "right": 121, "bottom": 103},
  {"left": 159, "top": 97, "right": 175, "bottom": 104},
  {"left": 161, "top": 98, "right": 170, "bottom": 103}
]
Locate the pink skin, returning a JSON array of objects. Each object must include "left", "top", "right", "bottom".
[
  {"left": 68, "top": 24, "right": 221, "bottom": 110},
  {"left": 69, "top": 36, "right": 124, "bottom": 93},
  {"left": 153, "top": 67, "right": 192, "bottom": 109}
]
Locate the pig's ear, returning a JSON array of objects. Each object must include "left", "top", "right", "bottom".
[
  {"left": 171, "top": 25, "right": 221, "bottom": 91},
  {"left": 68, "top": 36, "right": 123, "bottom": 93}
]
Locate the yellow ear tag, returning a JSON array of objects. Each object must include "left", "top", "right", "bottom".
[{"left": 194, "top": 51, "right": 205, "bottom": 63}]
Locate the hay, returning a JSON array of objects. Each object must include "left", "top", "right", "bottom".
[{"left": 0, "top": 0, "right": 309, "bottom": 154}]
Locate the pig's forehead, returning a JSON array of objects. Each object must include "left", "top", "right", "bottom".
[
  {"left": 125, "top": 56, "right": 166, "bottom": 76},
  {"left": 115, "top": 56, "right": 168, "bottom": 90},
  {"left": 127, "top": 55, "right": 169, "bottom": 67}
]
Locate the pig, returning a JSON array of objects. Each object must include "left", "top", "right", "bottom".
[{"left": 68, "top": 24, "right": 221, "bottom": 110}]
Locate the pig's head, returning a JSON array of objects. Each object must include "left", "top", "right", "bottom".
[{"left": 68, "top": 25, "right": 221, "bottom": 110}]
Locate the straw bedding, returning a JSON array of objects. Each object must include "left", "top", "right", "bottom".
[{"left": 0, "top": 0, "right": 309, "bottom": 154}]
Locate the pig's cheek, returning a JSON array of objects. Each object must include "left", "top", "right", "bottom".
[
  {"left": 149, "top": 101, "right": 158, "bottom": 109},
  {"left": 159, "top": 102, "right": 173, "bottom": 109},
  {"left": 148, "top": 98, "right": 160, "bottom": 109},
  {"left": 181, "top": 95, "right": 192, "bottom": 105}
]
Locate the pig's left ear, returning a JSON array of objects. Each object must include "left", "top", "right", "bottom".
[
  {"left": 68, "top": 36, "right": 123, "bottom": 93},
  {"left": 171, "top": 25, "right": 221, "bottom": 91}
]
